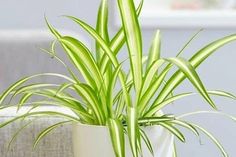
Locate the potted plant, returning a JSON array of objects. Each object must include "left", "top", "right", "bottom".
[{"left": 0, "top": 0, "right": 236, "bottom": 156}]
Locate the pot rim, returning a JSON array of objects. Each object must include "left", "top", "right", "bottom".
[
  {"left": 74, "top": 122, "right": 163, "bottom": 130},
  {"left": 74, "top": 111, "right": 165, "bottom": 129},
  {"left": 74, "top": 122, "right": 108, "bottom": 128}
]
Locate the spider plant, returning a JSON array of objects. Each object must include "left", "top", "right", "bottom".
[{"left": 0, "top": 0, "right": 236, "bottom": 156}]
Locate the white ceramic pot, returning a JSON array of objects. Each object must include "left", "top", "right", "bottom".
[{"left": 72, "top": 123, "right": 174, "bottom": 157}]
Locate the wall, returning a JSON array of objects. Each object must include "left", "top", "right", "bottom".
[{"left": 0, "top": 0, "right": 236, "bottom": 156}]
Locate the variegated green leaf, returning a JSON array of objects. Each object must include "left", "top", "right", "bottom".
[
  {"left": 207, "top": 90, "right": 236, "bottom": 100},
  {"left": 99, "top": 0, "right": 144, "bottom": 74},
  {"left": 127, "top": 106, "right": 139, "bottom": 157},
  {"left": 146, "top": 30, "right": 161, "bottom": 70},
  {"left": 108, "top": 118, "right": 125, "bottom": 157},
  {"left": 190, "top": 123, "right": 228, "bottom": 157},
  {"left": 171, "top": 120, "right": 200, "bottom": 137},
  {"left": 73, "top": 84, "right": 105, "bottom": 124},
  {"left": 59, "top": 36, "right": 104, "bottom": 91},
  {"left": 138, "top": 116, "right": 175, "bottom": 125},
  {"left": 0, "top": 73, "right": 75, "bottom": 105},
  {"left": 141, "top": 59, "right": 165, "bottom": 97},
  {"left": 96, "top": 0, "right": 109, "bottom": 63},
  {"left": 155, "top": 34, "right": 236, "bottom": 108},
  {"left": 33, "top": 120, "right": 72, "bottom": 148},
  {"left": 147, "top": 89, "right": 236, "bottom": 117},
  {"left": 165, "top": 57, "right": 215, "bottom": 109},
  {"left": 16, "top": 89, "right": 93, "bottom": 122},
  {"left": 145, "top": 93, "right": 193, "bottom": 117},
  {"left": 13, "top": 83, "right": 58, "bottom": 96},
  {"left": 7, "top": 120, "right": 34, "bottom": 151},
  {"left": 39, "top": 46, "right": 80, "bottom": 84},
  {"left": 178, "top": 111, "right": 236, "bottom": 122},
  {"left": 139, "top": 66, "right": 171, "bottom": 115},
  {"left": 96, "top": 0, "right": 112, "bottom": 90},
  {"left": 117, "top": 0, "right": 143, "bottom": 99},
  {"left": 0, "top": 111, "right": 80, "bottom": 129},
  {"left": 65, "top": 15, "right": 131, "bottom": 108},
  {"left": 159, "top": 122, "right": 185, "bottom": 142},
  {"left": 55, "top": 83, "right": 74, "bottom": 96},
  {"left": 139, "top": 128, "right": 154, "bottom": 156},
  {"left": 176, "top": 29, "right": 203, "bottom": 57},
  {"left": 107, "top": 64, "right": 122, "bottom": 118},
  {"left": 18, "top": 93, "right": 33, "bottom": 111},
  {"left": 173, "top": 141, "right": 177, "bottom": 157}
]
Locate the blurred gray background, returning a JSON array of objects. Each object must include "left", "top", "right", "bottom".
[{"left": 0, "top": 0, "right": 235, "bottom": 156}]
